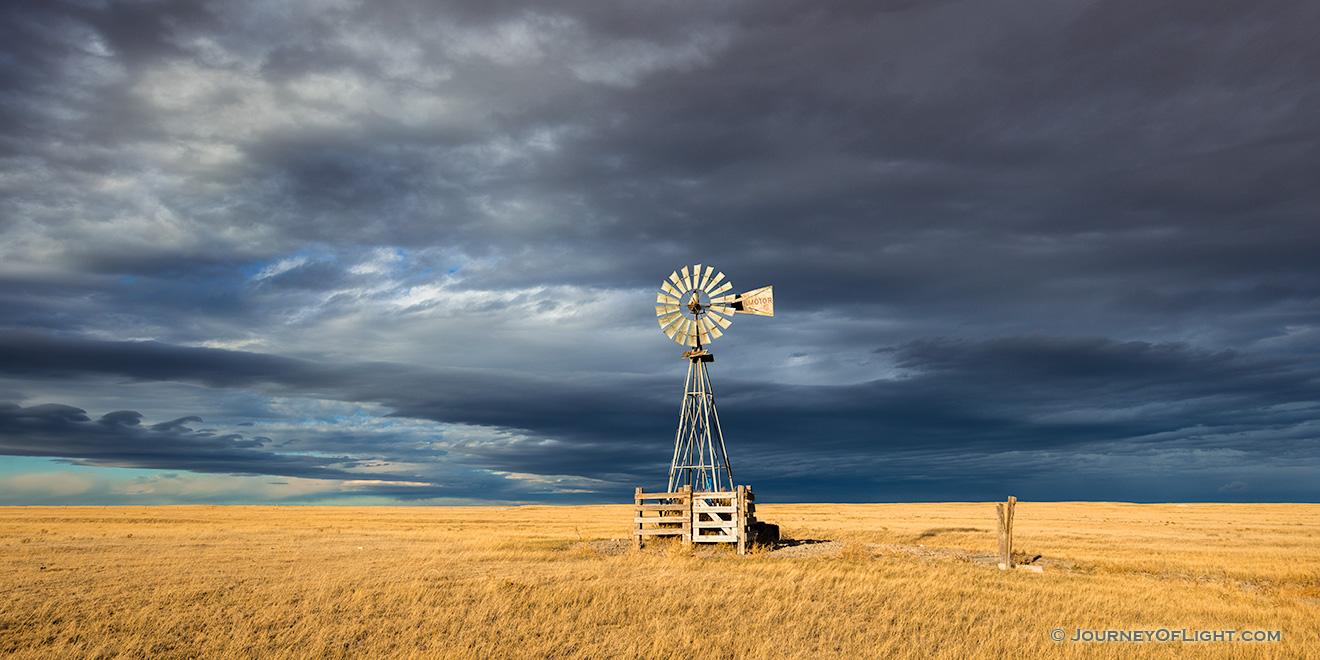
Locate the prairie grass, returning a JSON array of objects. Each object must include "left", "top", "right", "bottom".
[{"left": 1, "top": 502, "right": 1316, "bottom": 659}]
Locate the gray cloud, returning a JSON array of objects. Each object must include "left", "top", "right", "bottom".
[
  {"left": 0, "top": 400, "right": 386, "bottom": 481},
  {"left": 3, "top": 330, "right": 1318, "bottom": 501}
]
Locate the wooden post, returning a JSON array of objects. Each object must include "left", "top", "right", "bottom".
[
  {"left": 736, "top": 485, "right": 747, "bottom": 555},
  {"left": 633, "top": 487, "right": 643, "bottom": 550},
  {"left": 997, "top": 495, "right": 1016, "bottom": 569},
  {"left": 682, "top": 485, "right": 693, "bottom": 546}
]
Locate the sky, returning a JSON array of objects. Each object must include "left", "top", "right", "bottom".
[{"left": 2, "top": 0, "right": 1318, "bottom": 505}]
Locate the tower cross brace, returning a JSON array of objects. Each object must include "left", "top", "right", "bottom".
[{"left": 667, "top": 348, "right": 732, "bottom": 493}]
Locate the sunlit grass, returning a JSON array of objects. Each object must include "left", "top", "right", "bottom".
[{"left": 2, "top": 503, "right": 1316, "bottom": 659}]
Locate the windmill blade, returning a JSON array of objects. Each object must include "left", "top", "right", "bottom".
[
  {"left": 691, "top": 264, "right": 703, "bottom": 290},
  {"left": 709, "top": 281, "right": 733, "bottom": 297},
  {"left": 706, "top": 303, "right": 733, "bottom": 319},
  {"left": 699, "top": 314, "right": 728, "bottom": 338},
  {"left": 657, "top": 310, "right": 682, "bottom": 327},
  {"left": 679, "top": 266, "right": 691, "bottom": 292},
  {"left": 696, "top": 326, "right": 709, "bottom": 346},
  {"left": 686, "top": 322, "right": 707, "bottom": 348},
  {"left": 655, "top": 303, "right": 680, "bottom": 316},
  {"left": 710, "top": 294, "right": 737, "bottom": 304},
  {"left": 678, "top": 317, "right": 695, "bottom": 339},
  {"left": 668, "top": 270, "right": 684, "bottom": 289},
  {"left": 708, "top": 311, "right": 732, "bottom": 329},
  {"left": 661, "top": 313, "right": 684, "bottom": 332},
  {"left": 697, "top": 265, "right": 713, "bottom": 292},
  {"left": 663, "top": 317, "right": 686, "bottom": 342},
  {"left": 660, "top": 281, "right": 681, "bottom": 299},
  {"left": 704, "top": 271, "right": 726, "bottom": 293}
]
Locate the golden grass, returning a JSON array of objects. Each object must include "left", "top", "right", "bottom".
[{"left": 2, "top": 502, "right": 1317, "bottom": 659}]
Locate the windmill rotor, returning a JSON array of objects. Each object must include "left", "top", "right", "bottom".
[{"left": 655, "top": 264, "right": 774, "bottom": 348}]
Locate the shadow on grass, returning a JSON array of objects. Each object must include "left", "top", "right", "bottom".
[{"left": 775, "top": 538, "right": 831, "bottom": 548}]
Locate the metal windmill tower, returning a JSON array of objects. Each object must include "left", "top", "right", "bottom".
[{"left": 655, "top": 264, "right": 774, "bottom": 493}]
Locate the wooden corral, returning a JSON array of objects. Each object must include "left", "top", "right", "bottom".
[{"left": 633, "top": 485, "right": 765, "bottom": 554}]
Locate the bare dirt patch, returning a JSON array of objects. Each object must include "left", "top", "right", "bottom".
[{"left": 573, "top": 537, "right": 1058, "bottom": 568}]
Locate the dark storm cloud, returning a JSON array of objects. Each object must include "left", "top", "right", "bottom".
[
  {"left": 0, "top": 331, "right": 674, "bottom": 475},
  {"left": 4, "top": 331, "right": 1318, "bottom": 500},
  {"left": 716, "top": 338, "right": 1320, "bottom": 462},
  {"left": 0, "top": 400, "right": 409, "bottom": 482},
  {"left": 7, "top": 0, "right": 1316, "bottom": 293},
  {"left": 368, "top": 0, "right": 1320, "bottom": 332}
]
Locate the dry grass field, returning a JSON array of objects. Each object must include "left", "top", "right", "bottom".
[{"left": 2, "top": 502, "right": 1317, "bottom": 659}]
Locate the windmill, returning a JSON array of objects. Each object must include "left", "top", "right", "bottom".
[{"left": 655, "top": 264, "right": 773, "bottom": 493}]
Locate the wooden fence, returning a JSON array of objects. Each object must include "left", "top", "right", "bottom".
[{"left": 634, "top": 485, "right": 758, "bottom": 554}]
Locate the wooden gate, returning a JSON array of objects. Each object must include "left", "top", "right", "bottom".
[{"left": 634, "top": 485, "right": 757, "bottom": 554}]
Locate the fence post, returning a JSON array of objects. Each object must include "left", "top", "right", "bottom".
[
  {"left": 682, "top": 485, "right": 693, "bottom": 546},
  {"left": 634, "top": 487, "right": 643, "bottom": 550},
  {"left": 997, "top": 495, "right": 1016, "bottom": 569},
  {"left": 736, "top": 485, "right": 747, "bottom": 555}
]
